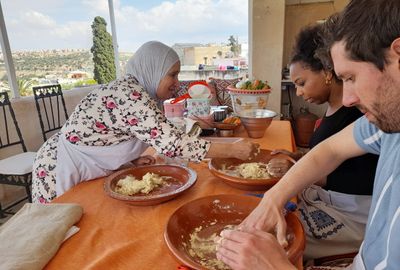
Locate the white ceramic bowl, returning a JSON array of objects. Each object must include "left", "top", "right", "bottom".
[{"left": 227, "top": 86, "right": 271, "bottom": 115}]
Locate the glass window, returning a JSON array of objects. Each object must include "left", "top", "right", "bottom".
[{"left": 2, "top": 0, "right": 248, "bottom": 96}]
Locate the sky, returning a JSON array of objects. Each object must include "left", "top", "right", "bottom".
[{"left": 2, "top": 0, "right": 248, "bottom": 52}]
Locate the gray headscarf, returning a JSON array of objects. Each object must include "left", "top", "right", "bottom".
[{"left": 125, "top": 41, "right": 179, "bottom": 100}]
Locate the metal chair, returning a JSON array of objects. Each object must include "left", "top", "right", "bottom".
[
  {"left": 32, "top": 84, "right": 68, "bottom": 142},
  {"left": 0, "top": 92, "right": 36, "bottom": 218}
]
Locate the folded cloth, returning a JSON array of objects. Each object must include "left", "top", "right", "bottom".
[
  {"left": 0, "top": 203, "right": 83, "bottom": 270},
  {"left": 184, "top": 118, "right": 202, "bottom": 136},
  {"left": 63, "top": 225, "right": 80, "bottom": 242},
  {"left": 165, "top": 117, "right": 202, "bottom": 136}
]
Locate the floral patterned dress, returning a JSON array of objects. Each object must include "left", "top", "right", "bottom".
[{"left": 32, "top": 75, "right": 210, "bottom": 203}]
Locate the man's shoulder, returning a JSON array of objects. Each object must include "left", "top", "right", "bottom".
[{"left": 355, "top": 116, "right": 400, "bottom": 147}]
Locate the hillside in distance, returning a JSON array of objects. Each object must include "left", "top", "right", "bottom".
[{"left": 0, "top": 50, "right": 134, "bottom": 81}]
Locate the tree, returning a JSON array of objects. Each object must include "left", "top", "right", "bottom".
[
  {"left": 18, "top": 79, "right": 34, "bottom": 96},
  {"left": 91, "top": 16, "right": 116, "bottom": 84},
  {"left": 228, "top": 35, "right": 241, "bottom": 57}
]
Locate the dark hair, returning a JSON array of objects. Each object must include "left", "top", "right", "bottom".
[
  {"left": 290, "top": 22, "right": 339, "bottom": 81},
  {"left": 290, "top": 24, "right": 324, "bottom": 72},
  {"left": 330, "top": 0, "right": 400, "bottom": 71},
  {"left": 317, "top": 13, "right": 340, "bottom": 72}
]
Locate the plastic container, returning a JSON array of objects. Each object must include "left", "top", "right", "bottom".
[
  {"left": 163, "top": 99, "right": 185, "bottom": 118},
  {"left": 186, "top": 98, "right": 210, "bottom": 117}
]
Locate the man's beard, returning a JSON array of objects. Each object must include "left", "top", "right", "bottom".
[{"left": 369, "top": 75, "right": 400, "bottom": 133}]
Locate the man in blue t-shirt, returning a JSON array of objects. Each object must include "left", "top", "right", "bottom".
[{"left": 215, "top": 0, "right": 400, "bottom": 269}]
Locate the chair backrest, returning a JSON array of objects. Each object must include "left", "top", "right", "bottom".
[
  {"left": 208, "top": 77, "right": 242, "bottom": 111},
  {"left": 0, "top": 92, "right": 27, "bottom": 152},
  {"left": 32, "top": 84, "right": 68, "bottom": 142}
]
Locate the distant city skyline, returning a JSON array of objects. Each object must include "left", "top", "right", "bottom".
[{"left": 2, "top": 0, "right": 248, "bottom": 52}]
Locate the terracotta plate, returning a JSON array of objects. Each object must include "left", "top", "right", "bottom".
[
  {"left": 208, "top": 149, "right": 295, "bottom": 191},
  {"left": 164, "top": 194, "right": 305, "bottom": 269},
  {"left": 104, "top": 165, "right": 197, "bottom": 206}
]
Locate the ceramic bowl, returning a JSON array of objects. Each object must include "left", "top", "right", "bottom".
[
  {"left": 227, "top": 86, "right": 271, "bottom": 115},
  {"left": 104, "top": 165, "right": 197, "bottom": 206},
  {"left": 208, "top": 149, "right": 295, "bottom": 191},
  {"left": 239, "top": 109, "right": 277, "bottom": 138},
  {"left": 217, "top": 129, "right": 234, "bottom": 137},
  {"left": 164, "top": 194, "right": 305, "bottom": 269}
]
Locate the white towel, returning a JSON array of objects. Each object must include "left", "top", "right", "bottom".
[{"left": 0, "top": 203, "right": 83, "bottom": 270}]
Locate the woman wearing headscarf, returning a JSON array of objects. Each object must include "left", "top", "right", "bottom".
[{"left": 32, "top": 41, "right": 258, "bottom": 203}]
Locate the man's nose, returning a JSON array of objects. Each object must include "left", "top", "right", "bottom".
[{"left": 342, "top": 84, "right": 359, "bottom": 107}]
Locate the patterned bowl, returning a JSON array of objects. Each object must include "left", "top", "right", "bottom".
[{"left": 227, "top": 86, "right": 271, "bottom": 115}]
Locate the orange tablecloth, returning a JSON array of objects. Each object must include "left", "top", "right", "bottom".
[{"left": 46, "top": 120, "right": 295, "bottom": 270}]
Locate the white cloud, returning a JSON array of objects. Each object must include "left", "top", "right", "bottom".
[
  {"left": 6, "top": 11, "right": 92, "bottom": 50},
  {"left": 23, "top": 11, "right": 57, "bottom": 28},
  {"left": 115, "top": 0, "right": 248, "bottom": 51},
  {"left": 82, "top": 0, "right": 115, "bottom": 15},
  {"left": 51, "top": 21, "right": 92, "bottom": 40},
  {"left": 2, "top": 0, "right": 248, "bottom": 51}
]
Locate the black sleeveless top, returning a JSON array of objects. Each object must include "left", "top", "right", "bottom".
[{"left": 309, "top": 106, "right": 378, "bottom": 195}]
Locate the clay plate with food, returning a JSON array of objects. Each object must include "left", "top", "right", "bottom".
[
  {"left": 164, "top": 194, "right": 305, "bottom": 270},
  {"left": 208, "top": 149, "right": 295, "bottom": 191},
  {"left": 104, "top": 164, "right": 197, "bottom": 206}
]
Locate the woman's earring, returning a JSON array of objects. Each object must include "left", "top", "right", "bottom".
[{"left": 325, "top": 78, "right": 332, "bottom": 85}]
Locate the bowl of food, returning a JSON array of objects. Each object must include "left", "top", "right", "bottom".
[
  {"left": 239, "top": 109, "right": 277, "bottom": 138},
  {"left": 104, "top": 164, "right": 197, "bottom": 206},
  {"left": 164, "top": 194, "right": 305, "bottom": 270},
  {"left": 208, "top": 149, "right": 295, "bottom": 191},
  {"left": 227, "top": 80, "right": 271, "bottom": 115}
]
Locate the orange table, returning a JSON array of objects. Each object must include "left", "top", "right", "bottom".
[{"left": 45, "top": 120, "right": 295, "bottom": 270}]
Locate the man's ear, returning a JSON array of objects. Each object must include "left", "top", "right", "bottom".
[{"left": 391, "top": 38, "right": 400, "bottom": 66}]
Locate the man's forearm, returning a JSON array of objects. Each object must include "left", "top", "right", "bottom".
[{"left": 264, "top": 123, "right": 364, "bottom": 206}]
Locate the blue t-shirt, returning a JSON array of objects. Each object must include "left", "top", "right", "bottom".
[{"left": 354, "top": 116, "right": 400, "bottom": 269}]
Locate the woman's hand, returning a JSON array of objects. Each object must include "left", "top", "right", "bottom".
[
  {"left": 267, "top": 158, "right": 293, "bottom": 178},
  {"left": 271, "top": 149, "right": 303, "bottom": 161},
  {"left": 131, "top": 155, "right": 156, "bottom": 166},
  {"left": 205, "top": 139, "right": 259, "bottom": 160},
  {"left": 239, "top": 192, "right": 288, "bottom": 247},
  {"left": 216, "top": 229, "right": 296, "bottom": 270},
  {"left": 232, "top": 139, "right": 260, "bottom": 160}
]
